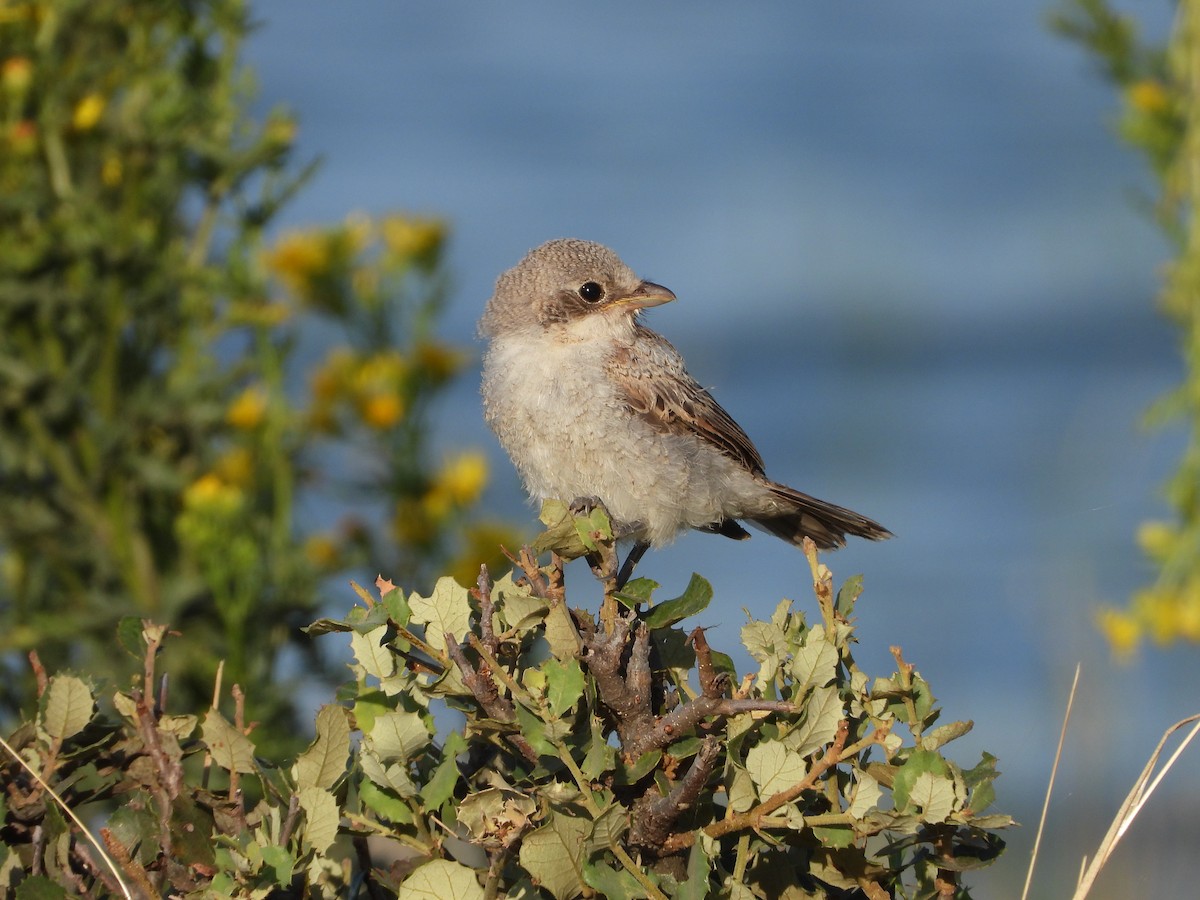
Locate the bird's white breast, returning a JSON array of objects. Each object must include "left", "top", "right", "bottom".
[{"left": 481, "top": 315, "right": 762, "bottom": 545}]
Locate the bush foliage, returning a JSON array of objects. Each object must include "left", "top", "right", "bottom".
[{"left": 1, "top": 509, "right": 1009, "bottom": 898}]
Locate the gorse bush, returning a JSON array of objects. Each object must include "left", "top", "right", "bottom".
[
  {"left": 1053, "top": 0, "right": 1200, "bottom": 653},
  {"left": 0, "top": 509, "right": 1010, "bottom": 898},
  {"left": 0, "top": 0, "right": 515, "bottom": 745}
]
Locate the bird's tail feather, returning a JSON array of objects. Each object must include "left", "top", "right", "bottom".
[{"left": 749, "top": 483, "right": 892, "bottom": 550}]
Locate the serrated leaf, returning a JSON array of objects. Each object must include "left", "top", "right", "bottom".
[
  {"left": 495, "top": 572, "right": 548, "bottom": 630},
  {"left": 791, "top": 627, "right": 838, "bottom": 693},
  {"left": 617, "top": 576, "right": 658, "bottom": 603},
  {"left": 641, "top": 573, "right": 713, "bottom": 629},
  {"left": 545, "top": 658, "right": 585, "bottom": 717},
  {"left": 359, "top": 779, "right": 414, "bottom": 823},
  {"left": 40, "top": 675, "right": 94, "bottom": 740},
  {"left": 408, "top": 577, "right": 472, "bottom": 654},
  {"left": 366, "top": 710, "right": 430, "bottom": 763},
  {"left": 294, "top": 705, "right": 351, "bottom": 790},
  {"left": 201, "top": 711, "right": 256, "bottom": 774},
  {"left": 350, "top": 625, "right": 395, "bottom": 680},
  {"left": 787, "top": 685, "right": 844, "bottom": 758},
  {"left": 519, "top": 815, "right": 590, "bottom": 900},
  {"left": 741, "top": 620, "right": 787, "bottom": 663},
  {"left": 678, "top": 838, "right": 712, "bottom": 900},
  {"left": 298, "top": 786, "right": 339, "bottom": 854},
  {"left": 398, "top": 858, "right": 485, "bottom": 899},
  {"left": 813, "top": 823, "right": 856, "bottom": 847},
  {"left": 532, "top": 499, "right": 591, "bottom": 557},
  {"left": 728, "top": 765, "right": 756, "bottom": 813},
  {"left": 745, "top": 740, "right": 807, "bottom": 798}
]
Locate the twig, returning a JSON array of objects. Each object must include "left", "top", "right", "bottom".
[{"left": 704, "top": 719, "right": 850, "bottom": 841}]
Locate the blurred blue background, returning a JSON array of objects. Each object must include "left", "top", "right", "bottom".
[{"left": 249, "top": 2, "right": 1195, "bottom": 895}]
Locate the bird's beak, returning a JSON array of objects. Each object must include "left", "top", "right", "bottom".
[{"left": 613, "top": 280, "right": 676, "bottom": 310}]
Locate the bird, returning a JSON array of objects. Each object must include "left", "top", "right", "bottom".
[{"left": 479, "top": 238, "right": 890, "bottom": 587}]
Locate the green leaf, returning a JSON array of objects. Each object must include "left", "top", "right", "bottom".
[
  {"left": 678, "top": 838, "right": 712, "bottom": 900},
  {"left": 298, "top": 786, "right": 339, "bottom": 854},
  {"left": 514, "top": 704, "right": 555, "bottom": 757},
  {"left": 613, "top": 749, "right": 663, "bottom": 785},
  {"left": 39, "top": 675, "right": 94, "bottom": 740},
  {"left": 641, "top": 573, "right": 713, "bottom": 630},
  {"left": 744, "top": 740, "right": 806, "bottom": 798},
  {"left": 294, "top": 704, "right": 351, "bottom": 790},
  {"left": 835, "top": 574, "right": 864, "bottom": 616},
  {"left": 358, "top": 779, "right": 414, "bottom": 824},
  {"left": 583, "top": 860, "right": 644, "bottom": 900},
  {"left": 892, "top": 749, "right": 951, "bottom": 813},
  {"left": 397, "top": 859, "right": 485, "bottom": 899},
  {"left": 408, "top": 577, "right": 473, "bottom": 654},
  {"left": 617, "top": 576, "right": 658, "bottom": 603},
  {"left": 813, "top": 823, "right": 856, "bottom": 847},
  {"left": 14, "top": 876, "right": 69, "bottom": 900},
  {"left": 201, "top": 711, "right": 257, "bottom": 774},
  {"left": 260, "top": 844, "right": 296, "bottom": 887},
  {"left": 519, "top": 815, "right": 591, "bottom": 900},
  {"left": 116, "top": 616, "right": 146, "bottom": 659},
  {"left": 422, "top": 732, "right": 467, "bottom": 810},
  {"left": 544, "top": 658, "right": 585, "bottom": 717}
]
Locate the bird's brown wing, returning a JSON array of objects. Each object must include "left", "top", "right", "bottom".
[{"left": 607, "top": 325, "right": 767, "bottom": 474}]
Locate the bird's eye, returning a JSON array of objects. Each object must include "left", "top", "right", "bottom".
[{"left": 578, "top": 281, "right": 605, "bottom": 303}]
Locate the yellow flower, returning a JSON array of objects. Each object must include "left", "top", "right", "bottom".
[
  {"left": 8, "top": 120, "right": 36, "bottom": 155},
  {"left": 1096, "top": 607, "right": 1141, "bottom": 660},
  {"left": 1136, "top": 520, "right": 1176, "bottom": 562},
  {"left": 265, "top": 230, "right": 330, "bottom": 296},
  {"left": 1126, "top": 79, "right": 1170, "bottom": 115},
  {"left": 227, "top": 386, "right": 268, "bottom": 430},
  {"left": 101, "top": 154, "right": 122, "bottom": 187},
  {"left": 435, "top": 452, "right": 488, "bottom": 506},
  {"left": 2, "top": 57, "right": 32, "bottom": 94},
  {"left": 304, "top": 533, "right": 341, "bottom": 570},
  {"left": 183, "top": 473, "right": 244, "bottom": 516},
  {"left": 381, "top": 215, "right": 445, "bottom": 267},
  {"left": 215, "top": 447, "right": 255, "bottom": 487},
  {"left": 415, "top": 340, "right": 465, "bottom": 383},
  {"left": 72, "top": 92, "right": 106, "bottom": 131},
  {"left": 360, "top": 392, "right": 405, "bottom": 429}
]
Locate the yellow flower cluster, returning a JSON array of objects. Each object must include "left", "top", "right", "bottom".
[
  {"left": 1126, "top": 78, "right": 1170, "bottom": 115},
  {"left": 72, "top": 92, "right": 105, "bottom": 131},
  {"left": 1097, "top": 519, "right": 1200, "bottom": 657},
  {"left": 309, "top": 349, "right": 410, "bottom": 432},
  {"left": 381, "top": 215, "right": 445, "bottom": 269},
  {"left": 391, "top": 452, "right": 490, "bottom": 548},
  {"left": 226, "top": 385, "right": 268, "bottom": 430},
  {"left": 182, "top": 473, "right": 245, "bottom": 518},
  {"left": 265, "top": 230, "right": 332, "bottom": 299}
]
